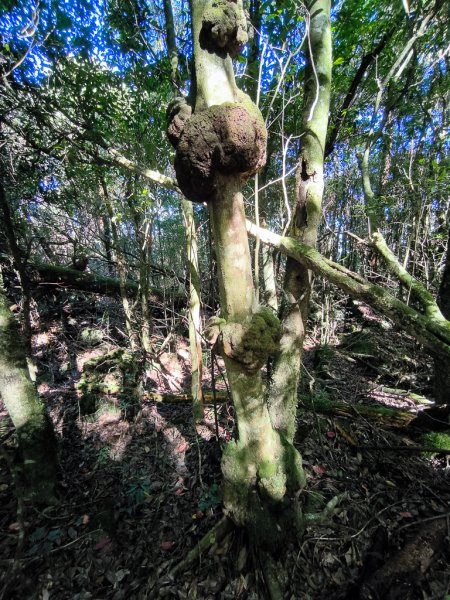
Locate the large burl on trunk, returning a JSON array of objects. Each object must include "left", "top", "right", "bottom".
[
  {"left": 165, "top": 0, "right": 329, "bottom": 552},
  {"left": 167, "top": 97, "right": 266, "bottom": 203}
]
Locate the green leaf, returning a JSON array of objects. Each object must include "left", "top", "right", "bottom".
[
  {"left": 334, "top": 57, "right": 345, "bottom": 65},
  {"left": 47, "top": 528, "right": 61, "bottom": 541},
  {"left": 29, "top": 527, "right": 46, "bottom": 542}
]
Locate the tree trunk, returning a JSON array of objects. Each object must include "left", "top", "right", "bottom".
[
  {"left": 166, "top": 0, "right": 306, "bottom": 548},
  {"left": 0, "top": 177, "right": 35, "bottom": 376},
  {"left": 180, "top": 199, "right": 204, "bottom": 419},
  {"left": 209, "top": 175, "right": 305, "bottom": 546},
  {"left": 0, "top": 283, "right": 58, "bottom": 504},
  {"left": 162, "top": 0, "right": 205, "bottom": 420},
  {"left": 434, "top": 226, "right": 450, "bottom": 404},
  {"left": 100, "top": 179, "right": 138, "bottom": 350},
  {"left": 269, "top": 0, "right": 332, "bottom": 442}
]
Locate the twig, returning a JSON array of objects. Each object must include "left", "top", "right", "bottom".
[{"left": 170, "top": 517, "right": 232, "bottom": 577}]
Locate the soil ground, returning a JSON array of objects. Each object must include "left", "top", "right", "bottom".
[{"left": 0, "top": 291, "right": 449, "bottom": 599}]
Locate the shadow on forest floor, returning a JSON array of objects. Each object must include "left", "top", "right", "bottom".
[{"left": 0, "top": 293, "right": 449, "bottom": 600}]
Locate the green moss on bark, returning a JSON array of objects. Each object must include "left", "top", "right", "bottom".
[{"left": 0, "top": 288, "right": 58, "bottom": 504}]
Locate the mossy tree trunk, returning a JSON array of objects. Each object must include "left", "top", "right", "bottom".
[
  {"left": 166, "top": 0, "right": 306, "bottom": 547},
  {"left": 269, "top": 0, "right": 332, "bottom": 443},
  {"left": 0, "top": 176, "right": 35, "bottom": 377},
  {"left": 434, "top": 226, "right": 450, "bottom": 404},
  {"left": 0, "top": 283, "right": 58, "bottom": 504}
]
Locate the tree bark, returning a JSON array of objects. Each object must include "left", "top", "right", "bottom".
[
  {"left": 0, "top": 283, "right": 58, "bottom": 504},
  {"left": 434, "top": 226, "right": 450, "bottom": 403},
  {"left": 269, "top": 0, "right": 332, "bottom": 442},
  {"left": 175, "top": 0, "right": 306, "bottom": 548}
]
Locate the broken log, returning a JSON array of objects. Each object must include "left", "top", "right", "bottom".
[{"left": 25, "top": 262, "right": 185, "bottom": 307}]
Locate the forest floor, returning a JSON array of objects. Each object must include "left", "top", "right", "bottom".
[{"left": 0, "top": 290, "right": 449, "bottom": 600}]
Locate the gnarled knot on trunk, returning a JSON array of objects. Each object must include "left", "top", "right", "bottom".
[
  {"left": 200, "top": 0, "right": 248, "bottom": 58},
  {"left": 205, "top": 308, "right": 281, "bottom": 371},
  {"left": 166, "top": 100, "right": 267, "bottom": 203},
  {"left": 166, "top": 97, "right": 193, "bottom": 148}
]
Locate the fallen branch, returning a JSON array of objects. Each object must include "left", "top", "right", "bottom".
[
  {"left": 358, "top": 517, "right": 448, "bottom": 599},
  {"left": 246, "top": 220, "right": 450, "bottom": 359},
  {"left": 370, "top": 231, "right": 445, "bottom": 322},
  {"left": 143, "top": 390, "right": 228, "bottom": 404},
  {"left": 302, "top": 396, "right": 450, "bottom": 430},
  {"left": 24, "top": 262, "right": 184, "bottom": 307}
]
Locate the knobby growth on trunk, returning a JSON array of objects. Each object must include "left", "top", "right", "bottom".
[{"left": 166, "top": 0, "right": 331, "bottom": 552}]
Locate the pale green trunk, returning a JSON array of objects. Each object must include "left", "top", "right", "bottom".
[
  {"left": 269, "top": 0, "right": 332, "bottom": 442},
  {"left": 0, "top": 286, "right": 57, "bottom": 503},
  {"left": 178, "top": 0, "right": 306, "bottom": 545},
  {"left": 181, "top": 198, "right": 204, "bottom": 419},
  {"left": 162, "top": 0, "right": 205, "bottom": 419},
  {"left": 209, "top": 176, "right": 304, "bottom": 543}
]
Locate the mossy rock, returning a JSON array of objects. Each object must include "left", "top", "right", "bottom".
[{"left": 77, "top": 348, "right": 140, "bottom": 416}]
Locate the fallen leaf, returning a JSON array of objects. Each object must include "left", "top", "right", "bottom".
[
  {"left": 94, "top": 538, "right": 111, "bottom": 551},
  {"left": 326, "top": 431, "right": 336, "bottom": 439},
  {"left": 399, "top": 511, "right": 413, "bottom": 518},
  {"left": 161, "top": 540, "right": 175, "bottom": 551},
  {"left": 312, "top": 465, "right": 326, "bottom": 476}
]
